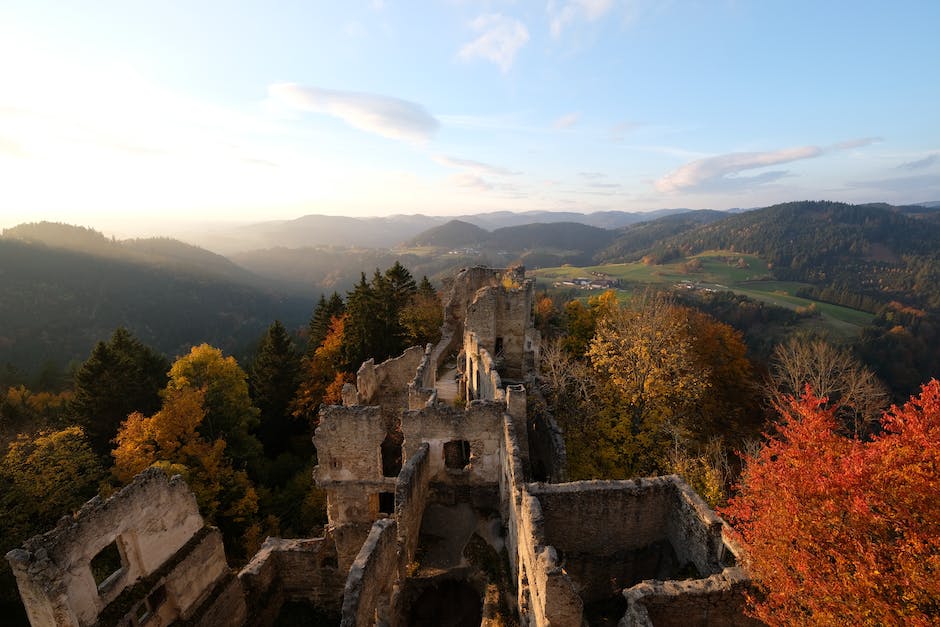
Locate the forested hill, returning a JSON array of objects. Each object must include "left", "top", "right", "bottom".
[
  {"left": 596, "top": 210, "right": 728, "bottom": 263},
  {"left": 599, "top": 201, "right": 940, "bottom": 310},
  {"left": 406, "top": 219, "right": 488, "bottom": 248},
  {"left": 2, "top": 222, "right": 267, "bottom": 287},
  {"left": 0, "top": 237, "right": 313, "bottom": 378},
  {"left": 406, "top": 220, "right": 617, "bottom": 266}
]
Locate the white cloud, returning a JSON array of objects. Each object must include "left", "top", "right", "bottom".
[
  {"left": 549, "top": 0, "right": 615, "bottom": 37},
  {"left": 268, "top": 83, "right": 439, "bottom": 143},
  {"left": 459, "top": 14, "right": 529, "bottom": 73},
  {"left": 656, "top": 139, "right": 879, "bottom": 193},
  {"left": 450, "top": 172, "right": 492, "bottom": 191},
  {"left": 898, "top": 153, "right": 940, "bottom": 171},
  {"left": 434, "top": 154, "right": 520, "bottom": 176},
  {"left": 553, "top": 111, "right": 580, "bottom": 129}
]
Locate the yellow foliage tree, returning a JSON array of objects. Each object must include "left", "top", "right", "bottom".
[
  {"left": 587, "top": 293, "right": 709, "bottom": 439},
  {"left": 113, "top": 387, "right": 260, "bottom": 558},
  {"left": 165, "top": 343, "right": 262, "bottom": 471}
]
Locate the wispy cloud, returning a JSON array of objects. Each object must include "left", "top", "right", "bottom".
[
  {"left": 268, "top": 83, "right": 439, "bottom": 143},
  {"left": 579, "top": 171, "right": 606, "bottom": 179},
  {"left": 609, "top": 120, "right": 639, "bottom": 142},
  {"left": 898, "top": 153, "right": 940, "bottom": 171},
  {"left": 549, "top": 0, "right": 615, "bottom": 37},
  {"left": 459, "top": 14, "right": 529, "bottom": 73},
  {"left": 656, "top": 138, "right": 879, "bottom": 193},
  {"left": 553, "top": 111, "right": 580, "bottom": 129},
  {"left": 450, "top": 172, "right": 492, "bottom": 191},
  {"left": 434, "top": 154, "right": 520, "bottom": 176}
]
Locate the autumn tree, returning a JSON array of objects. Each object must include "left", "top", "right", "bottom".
[
  {"left": 307, "top": 292, "right": 345, "bottom": 355},
  {"left": 400, "top": 276, "right": 442, "bottom": 347},
  {"left": 2, "top": 426, "right": 103, "bottom": 529},
  {"left": 71, "top": 328, "right": 168, "bottom": 456},
  {"left": 0, "top": 386, "right": 72, "bottom": 445},
  {"left": 113, "top": 387, "right": 261, "bottom": 557},
  {"left": 164, "top": 344, "right": 263, "bottom": 473},
  {"left": 723, "top": 381, "right": 940, "bottom": 626},
  {"left": 292, "top": 314, "right": 350, "bottom": 426},
  {"left": 249, "top": 321, "right": 301, "bottom": 457},
  {"left": 767, "top": 336, "right": 888, "bottom": 437},
  {"left": 588, "top": 292, "right": 709, "bottom": 441},
  {"left": 0, "top": 426, "right": 104, "bottom": 622}
]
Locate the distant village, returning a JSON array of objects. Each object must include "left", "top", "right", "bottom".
[{"left": 553, "top": 271, "right": 620, "bottom": 290}]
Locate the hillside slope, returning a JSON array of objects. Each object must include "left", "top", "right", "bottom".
[{"left": 0, "top": 237, "right": 312, "bottom": 376}]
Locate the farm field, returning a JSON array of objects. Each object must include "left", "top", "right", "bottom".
[{"left": 530, "top": 251, "right": 874, "bottom": 338}]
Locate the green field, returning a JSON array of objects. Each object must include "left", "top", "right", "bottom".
[{"left": 530, "top": 251, "right": 874, "bottom": 338}]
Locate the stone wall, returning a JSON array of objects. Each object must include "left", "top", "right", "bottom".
[
  {"left": 666, "top": 478, "right": 725, "bottom": 575},
  {"left": 5, "top": 468, "right": 237, "bottom": 627},
  {"left": 340, "top": 519, "right": 399, "bottom": 627},
  {"left": 526, "top": 478, "right": 725, "bottom": 603},
  {"left": 315, "top": 405, "right": 393, "bottom": 489},
  {"left": 516, "top": 490, "right": 583, "bottom": 627},
  {"left": 394, "top": 443, "right": 430, "bottom": 566},
  {"left": 407, "top": 344, "right": 437, "bottom": 410},
  {"left": 238, "top": 534, "right": 343, "bottom": 627},
  {"left": 401, "top": 401, "right": 503, "bottom": 484},
  {"left": 355, "top": 345, "right": 426, "bottom": 411},
  {"left": 621, "top": 567, "right": 762, "bottom": 627},
  {"left": 464, "top": 331, "right": 504, "bottom": 402}
]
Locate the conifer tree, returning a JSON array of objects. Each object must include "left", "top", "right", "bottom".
[
  {"left": 71, "top": 328, "right": 168, "bottom": 456},
  {"left": 249, "top": 321, "right": 301, "bottom": 457},
  {"left": 342, "top": 273, "right": 379, "bottom": 370}
]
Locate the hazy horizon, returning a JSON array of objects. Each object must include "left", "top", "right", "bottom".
[{"left": 2, "top": 1, "right": 939, "bottom": 234}]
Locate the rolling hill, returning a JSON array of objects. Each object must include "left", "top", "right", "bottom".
[{"left": 0, "top": 226, "right": 313, "bottom": 379}]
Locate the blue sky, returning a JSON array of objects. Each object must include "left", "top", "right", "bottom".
[{"left": 1, "top": 1, "right": 939, "bottom": 234}]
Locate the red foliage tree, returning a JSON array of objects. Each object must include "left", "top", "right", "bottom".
[{"left": 723, "top": 380, "right": 940, "bottom": 626}]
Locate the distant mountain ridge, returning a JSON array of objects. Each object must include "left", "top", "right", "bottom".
[{"left": 191, "top": 208, "right": 704, "bottom": 254}]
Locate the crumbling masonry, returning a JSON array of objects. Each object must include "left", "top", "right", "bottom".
[{"left": 8, "top": 266, "right": 759, "bottom": 626}]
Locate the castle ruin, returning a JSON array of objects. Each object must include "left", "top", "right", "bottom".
[{"left": 7, "top": 266, "right": 759, "bottom": 626}]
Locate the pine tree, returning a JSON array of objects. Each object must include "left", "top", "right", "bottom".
[
  {"left": 249, "top": 321, "right": 301, "bottom": 457},
  {"left": 342, "top": 273, "right": 379, "bottom": 370},
  {"left": 71, "top": 328, "right": 168, "bottom": 456}
]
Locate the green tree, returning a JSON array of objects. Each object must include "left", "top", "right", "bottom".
[
  {"left": 342, "top": 273, "right": 379, "bottom": 370},
  {"left": 71, "top": 328, "right": 168, "bottom": 456},
  {"left": 165, "top": 344, "right": 263, "bottom": 473},
  {"left": 249, "top": 321, "right": 301, "bottom": 457}
]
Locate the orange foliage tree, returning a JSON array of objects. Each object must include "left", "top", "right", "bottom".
[
  {"left": 723, "top": 380, "right": 940, "bottom": 626},
  {"left": 292, "top": 314, "right": 352, "bottom": 425},
  {"left": 113, "top": 388, "right": 260, "bottom": 557}
]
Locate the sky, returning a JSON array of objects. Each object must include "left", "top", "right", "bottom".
[{"left": 2, "top": 1, "right": 939, "bottom": 235}]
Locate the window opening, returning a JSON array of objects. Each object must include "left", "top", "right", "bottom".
[
  {"left": 90, "top": 540, "right": 124, "bottom": 592},
  {"left": 443, "top": 440, "right": 471, "bottom": 470},
  {"left": 381, "top": 431, "right": 404, "bottom": 477},
  {"left": 378, "top": 492, "right": 395, "bottom": 515}
]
